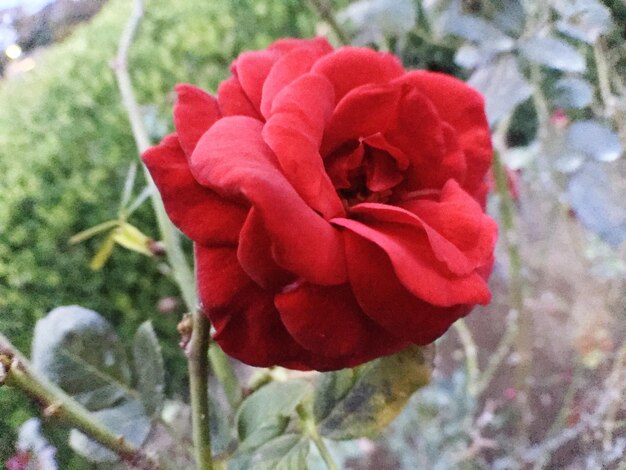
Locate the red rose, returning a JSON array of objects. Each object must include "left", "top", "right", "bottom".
[{"left": 143, "top": 37, "right": 497, "bottom": 371}]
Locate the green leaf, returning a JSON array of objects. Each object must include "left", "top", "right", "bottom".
[
  {"left": 315, "top": 345, "right": 433, "bottom": 440},
  {"left": 89, "top": 232, "right": 116, "bottom": 271},
  {"left": 32, "top": 306, "right": 152, "bottom": 463},
  {"left": 112, "top": 222, "right": 153, "bottom": 256},
  {"left": 68, "top": 219, "right": 119, "bottom": 245},
  {"left": 69, "top": 399, "right": 151, "bottom": 463},
  {"left": 236, "top": 380, "right": 311, "bottom": 450},
  {"left": 132, "top": 321, "right": 165, "bottom": 418},
  {"left": 313, "top": 367, "right": 360, "bottom": 423},
  {"left": 229, "top": 434, "right": 309, "bottom": 470},
  {"left": 31, "top": 306, "right": 133, "bottom": 411}
]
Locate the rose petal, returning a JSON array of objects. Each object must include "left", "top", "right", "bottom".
[
  {"left": 173, "top": 84, "right": 220, "bottom": 157},
  {"left": 261, "top": 47, "right": 327, "bottom": 119},
  {"left": 217, "top": 76, "right": 262, "bottom": 119},
  {"left": 275, "top": 282, "right": 405, "bottom": 359},
  {"left": 384, "top": 86, "right": 448, "bottom": 190},
  {"left": 396, "top": 71, "right": 492, "bottom": 195},
  {"left": 402, "top": 179, "right": 497, "bottom": 270},
  {"left": 141, "top": 134, "right": 247, "bottom": 245},
  {"left": 332, "top": 216, "right": 490, "bottom": 306},
  {"left": 191, "top": 116, "right": 347, "bottom": 285},
  {"left": 321, "top": 83, "right": 401, "bottom": 156},
  {"left": 343, "top": 231, "right": 472, "bottom": 344},
  {"left": 268, "top": 36, "right": 333, "bottom": 55},
  {"left": 366, "top": 148, "right": 404, "bottom": 192},
  {"left": 234, "top": 50, "right": 279, "bottom": 114},
  {"left": 237, "top": 207, "right": 295, "bottom": 291},
  {"left": 311, "top": 47, "right": 405, "bottom": 103},
  {"left": 349, "top": 201, "right": 475, "bottom": 275},
  {"left": 196, "top": 244, "right": 310, "bottom": 369},
  {"left": 263, "top": 73, "right": 344, "bottom": 219}
]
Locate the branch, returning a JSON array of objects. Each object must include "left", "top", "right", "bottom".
[{"left": 0, "top": 334, "right": 157, "bottom": 468}]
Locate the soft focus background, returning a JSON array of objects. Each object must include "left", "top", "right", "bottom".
[{"left": 0, "top": 0, "right": 624, "bottom": 468}]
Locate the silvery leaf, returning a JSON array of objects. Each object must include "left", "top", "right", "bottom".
[
  {"left": 567, "top": 161, "right": 626, "bottom": 247},
  {"left": 566, "top": 120, "right": 623, "bottom": 162},
  {"left": 553, "top": 77, "right": 594, "bottom": 109},
  {"left": 519, "top": 36, "right": 586, "bottom": 73},
  {"left": 468, "top": 55, "right": 532, "bottom": 125},
  {"left": 337, "top": 0, "right": 416, "bottom": 45}
]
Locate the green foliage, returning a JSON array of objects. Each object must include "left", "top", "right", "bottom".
[
  {"left": 132, "top": 320, "right": 166, "bottom": 418},
  {"left": 236, "top": 380, "right": 312, "bottom": 451},
  {"left": 31, "top": 306, "right": 163, "bottom": 463},
  {"left": 314, "top": 345, "right": 433, "bottom": 440}
]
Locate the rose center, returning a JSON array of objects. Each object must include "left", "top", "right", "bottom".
[{"left": 325, "top": 138, "right": 406, "bottom": 208}]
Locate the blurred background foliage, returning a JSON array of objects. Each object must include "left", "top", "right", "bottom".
[{"left": 1, "top": 0, "right": 625, "bottom": 468}]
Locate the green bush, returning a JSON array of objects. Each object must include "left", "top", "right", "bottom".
[{"left": 0, "top": 0, "right": 317, "bottom": 463}]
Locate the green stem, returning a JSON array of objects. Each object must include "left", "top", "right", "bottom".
[
  {"left": 491, "top": 113, "right": 529, "bottom": 444},
  {"left": 0, "top": 334, "right": 156, "bottom": 468},
  {"left": 187, "top": 311, "right": 213, "bottom": 470},
  {"left": 208, "top": 344, "right": 242, "bottom": 409},
  {"left": 296, "top": 404, "right": 338, "bottom": 470},
  {"left": 453, "top": 319, "right": 479, "bottom": 397},
  {"left": 306, "top": 0, "right": 350, "bottom": 46}
]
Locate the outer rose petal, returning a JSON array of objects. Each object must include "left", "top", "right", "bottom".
[
  {"left": 268, "top": 37, "right": 333, "bottom": 55},
  {"left": 190, "top": 116, "right": 347, "bottom": 285},
  {"left": 401, "top": 179, "right": 498, "bottom": 270},
  {"left": 311, "top": 47, "right": 405, "bottom": 103},
  {"left": 332, "top": 216, "right": 490, "bottom": 306},
  {"left": 217, "top": 77, "right": 261, "bottom": 119},
  {"left": 261, "top": 45, "right": 329, "bottom": 118},
  {"left": 141, "top": 134, "right": 247, "bottom": 245},
  {"left": 396, "top": 71, "right": 492, "bottom": 196},
  {"left": 237, "top": 208, "right": 294, "bottom": 291},
  {"left": 263, "top": 73, "right": 344, "bottom": 219},
  {"left": 274, "top": 282, "right": 406, "bottom": 359},
  {"left": 233, "top": 50, "right": 278, "bottom": 114},
  {"left": 196, "top": 244, "right": 311, "bottom": 370},
  {"left": 343, "top": 231, "right": 472, "bottom": 344},
  {"left": 173, "top": 84, "right": 220, "bottom": 157}
]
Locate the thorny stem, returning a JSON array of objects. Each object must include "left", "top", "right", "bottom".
[
  {"left": 306, "top": 0, "right": 350, "bottom": 46},
  {"left": 296, "top": 404, "right": 338, "bottom": 470},
  {"left": 187, "top": 311, "right": 213, "bottom": 470},
  {"left": 0, "top": 334, "right": 157, "bottom": 468}
]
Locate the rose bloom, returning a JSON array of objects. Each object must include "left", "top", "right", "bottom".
[{"left": 143, "top": 37, "right": 497, "bottom": 371}]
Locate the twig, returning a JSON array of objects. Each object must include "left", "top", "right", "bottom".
[
  {"left": 112, "top": 2, "right": 213, "bottom": 469},
  {"left": 0, "top": 334, "right": 157, "bottom": 468},
  {"left": 306, "top": 0, "right": 350, "bottom": 46}
]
